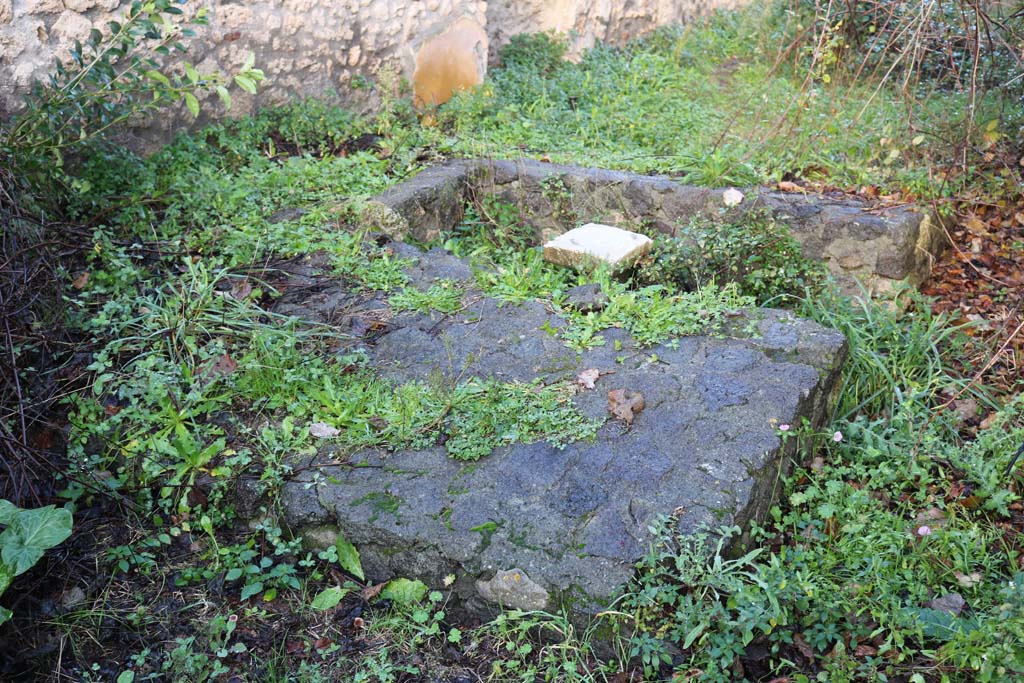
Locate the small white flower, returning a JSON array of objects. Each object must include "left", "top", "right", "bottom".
[
  {"left": 833, "top": 431, "right": 844, "bottom": 443},
  {"left": 917, "top": 525, "right": 932, "bottom": 537},
  {"left": 778, "top": 424, "right": 791, "bottom": 432}
]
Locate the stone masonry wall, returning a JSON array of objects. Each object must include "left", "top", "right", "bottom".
[{"left": 1, "top": 0, "right": 750, "bottom": 128}]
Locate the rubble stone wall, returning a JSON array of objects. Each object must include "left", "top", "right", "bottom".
[{"left": 1, "top": 0, "right": 750, "bottom": 126}]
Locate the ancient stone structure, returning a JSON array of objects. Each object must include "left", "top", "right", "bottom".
[
  {"left": 268, "top": 244, "right": 846, "bottom": 622},
  {"left": 0, "top": 0, "right": 751, "bottom": 123},
  {"left": 365, "top": 159, "right": 947, "bottom": 295}
]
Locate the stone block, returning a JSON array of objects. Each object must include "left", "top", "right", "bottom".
[
  {"left": 543, "top": 223, "right": 652, "bottom": 271},
  {"left": 476, "top": 568, "right": 550, "bottom": 611},
  {"left": 365, "top": 159, "right": 946, "bottom": 296},
  {"left": 276, "top": 244, "right": 847, "bottom": 625}
]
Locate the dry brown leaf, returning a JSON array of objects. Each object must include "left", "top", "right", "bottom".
[
  {"left": 205, "top": 353, "right": 237, "bottom": 379},
  {"left": 792, "top": 632, "right": 815, "bottom": 662},
  {"left": 979, "top": 412, "right": 999, "bottom": 430},
  {"left": 607, "top": 389, "right": 645, "bottom": 425},
  {"left": 577, "top": 368, "right": 601, "bottom": 390},
  {"left": 309, "top": 422, "right": 340, "bottom": 438},
  {"left": 965, "top": 216, "right": 991, "bottom": 236},
  {"left": 360, "top": 582, "right": 385, "bottom": 602},
  {"left": 777, "top": 180, "right": 805, "bottom": 193},
  {"left": 229, "top": 278, "right": 253, "bottom": 301},
  {"left": 71, "top": 272, "right": 90, "bottom": 289},
  {"left": 854, "top": 644, "right": 878, "bottom": 657},
  {"left": 955, "top": 571, "right": 983, "bottom": 588}
]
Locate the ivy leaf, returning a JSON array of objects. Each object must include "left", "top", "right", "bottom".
[
  {"left": 380, "top": 578, "right": 428, "bottom": 606},
  {"left": 335, "top": 534, "right": 364, "bottom": 581},
  {"left": 310, "top": 586, "right": 348, "bottom": 610}
]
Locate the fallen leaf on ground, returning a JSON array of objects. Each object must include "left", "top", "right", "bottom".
[
  {"left": 925, "top": 592, "right": 966, "bottom": 616},
  {"left": 953, "top": 398, "right": 978, "bottom": 423},
  {"left": 309, "top": 422, "right": 340, "bottom": 438},
  {"left": 979, "top": 412, "right": 999, "bottom": 430},
  {"left": 577, "top": 368, "right": 601, "bottom": 390},
  {"left": 955, "top": 571, "right": 983, "bottom": 588},
  {"left": 204, "top": 353, "right": 237, "bottom": 379},
  {"left": 71, "top": 272, "right": 90, "bottom": 289},
  {"left": 965, "top": 216, "right": 991, "bottom": 236},
  {"left": 777, "top": 180, "right": 805, "bottom": 193},
  {"left": 607, "top": 389, "right": 645, "bottom": 425},
  {"left": 914, "top": 507, "right": 946, "bottom": 528},
  {"left": 792, "top": 632, "right": 815, "bottom": 662},
  {"left": 229, "top": 278, "right": 253, "bottom": 300},
  {"left": 360, "top": 582, "right": 385, "bottom": 602}
]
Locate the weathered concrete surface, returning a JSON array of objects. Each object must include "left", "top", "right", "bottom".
[
  {"left": 368, "top": 159, "right": 946, "bottom": 295},
  {"left": 273, "top": 244, "right": 846, "bottom": 621}
]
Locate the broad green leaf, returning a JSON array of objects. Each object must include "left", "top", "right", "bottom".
[
  {"left": 310, "top": 586, "right": 348, "bottom": 610},
  {"left": 0, "top": 500, "right": 17, "bottom": 525},
  {"left": 144, "top": 69, "right": 171, "bottom": 87},
  {"left": 240, "top": 581, "right": 263, "bottom": 600},
  {"left": 0, "top": 506, "right": 73, "bottom": 576},
  {"left": 905, "top": 607, "right": 979, "bottom": 641},
  {"left": 183, "top": 92, "right": 199, "bottom": 118},
  {"left": 116, "top": 672, "right": 135, "bottom": 683},
  {"left": 234, "top": 74, "right": 257, "bottom": 95},
  {"left": 380, "top": 578, "right": 428, "bottom": 606},
  {"left": 335, "top": 534, "right": 364, "bottom": 581},
  {"left": 682, "top": 622, "right": 706, "bottom": 649},
  {"left": 242, "top": 51, "right": 255, "bottom": 72},
  {"left": 0, "top": 606, "right": 10, "bottom": 626},
  {"left": 184, "top": 63, "right": 199, "bottom": 85},
  {"left": 215, "top": 85, "right": 231, "bottom": 109}
]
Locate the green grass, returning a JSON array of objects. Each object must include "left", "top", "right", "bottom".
[
  {"left": 434, "top": 7, "right": 1004, "bottom": 198},
  {"left": 7, "top": 4, "right": 1024, "bottom": 681}
]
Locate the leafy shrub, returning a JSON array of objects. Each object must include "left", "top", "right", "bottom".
[
  {"left": 637, "top": 210, "right": 825, "bottom": 305},
  {"left": 788, "top": 0, "right": 1024, "bottom": 92},
  {"left": 498, "top": 32, "right": 569, "bottom": 75},
  {"left": 2, "top": 0, "right": 263, "bottom": 199}
]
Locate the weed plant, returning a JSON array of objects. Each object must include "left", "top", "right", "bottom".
[
  {"left": 437, "top": 7, "right": 1011, "bottom": 198},
  {"left": 4, "top": 1, "right": 1024, "bottom": 679}
]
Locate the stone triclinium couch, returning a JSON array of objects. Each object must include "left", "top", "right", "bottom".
[{"left": 363, "top": 158, "right": 947, "bottom": 296}]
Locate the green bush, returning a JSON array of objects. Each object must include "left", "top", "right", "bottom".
[
  {"left": 498, "top": 32, "right": 569, "bottom": 75},
  {"left": 637, "top": 210, "right": 825, "bottom": 305}
]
